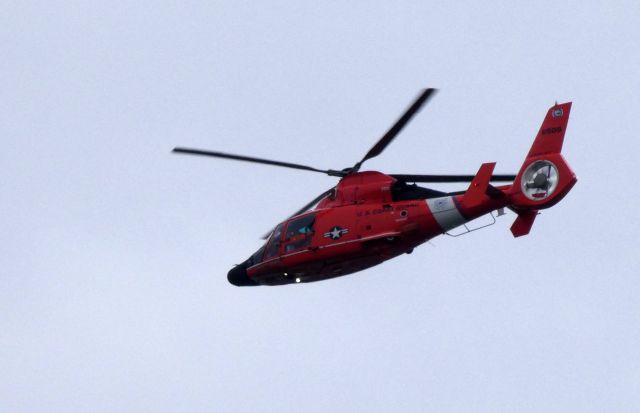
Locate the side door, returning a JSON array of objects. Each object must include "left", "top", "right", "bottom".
[{"left": 282, "top": 213, "right": 316, "bottom": 254}]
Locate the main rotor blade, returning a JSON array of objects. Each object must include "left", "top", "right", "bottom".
[
  {"left": 261, "top": 187, "right": 335, "bottom": 239},
  {"left": 391, "top": 173, "right": 517, "bottom": 183},
  {"left": 173, "top": 147, "right": 343, "bottom": 176},
  {"left": 353, "top": 88, "right": 437, "bottom": 172}
]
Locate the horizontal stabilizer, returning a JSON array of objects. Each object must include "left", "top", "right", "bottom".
[
  {"left": 510, "top": 210, "right": 538, "bottom": 237},
  {"left": 462, "top": 162, "right": 496, "bottom": 208}
]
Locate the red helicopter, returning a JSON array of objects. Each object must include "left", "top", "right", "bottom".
[{"left": 174, "top": 89, "right": 577, "bottom": 286}]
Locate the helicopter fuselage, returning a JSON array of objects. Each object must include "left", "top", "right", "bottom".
[{"left": 229, "top": 171, "right": 511, "bottom": 286}]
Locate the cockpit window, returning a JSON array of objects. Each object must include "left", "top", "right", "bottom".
[
  {"left": 286, "top": 214, "right": 315, "bottom": 238},
  {"left": 264, "top": 223, "right": 283, "bottom": 260},
  {"left": 284, "top": 214, "right": 315, "bottom": 253}
]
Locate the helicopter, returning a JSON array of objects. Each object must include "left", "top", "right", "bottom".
[{"left": 173, "top": 89, "right": 577, "bottom": 286}]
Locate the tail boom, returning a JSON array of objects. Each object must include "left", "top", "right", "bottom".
[{"left": 452, "top": 101, "right": 577, "bottom": 238}]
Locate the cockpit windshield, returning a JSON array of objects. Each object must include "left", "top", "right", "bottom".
[
  {"left": 263, "top": 223, "right": 284, "bottom": 260},
  {"left": 246, "top": 214, "right": 317, "bottom": 266}
]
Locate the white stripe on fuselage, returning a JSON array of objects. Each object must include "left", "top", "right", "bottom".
[{"left": 426, "top": 196, "right": 466, "bottom": 232}]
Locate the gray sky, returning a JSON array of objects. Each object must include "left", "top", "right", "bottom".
[{"left": 2, "top": 1, "right": 639, "bottom": 412}]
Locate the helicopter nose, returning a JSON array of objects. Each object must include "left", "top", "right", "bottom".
[{"left": 227, "top": 265, "right": 258, "bottom": 286}]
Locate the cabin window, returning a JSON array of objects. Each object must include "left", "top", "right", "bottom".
[
  {"left": 284, "top": 214, "right": 315, "bottom": 253},
  {"left": 264, "top": 223, "right": 284, "bottom": 259}
]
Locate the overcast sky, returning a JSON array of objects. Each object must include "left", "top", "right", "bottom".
[{"left": 2, "top": 1, "right": 639, "bottom": 412}]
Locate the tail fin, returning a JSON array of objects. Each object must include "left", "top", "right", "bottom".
[
  {"left": 508, "top": 102, "right": 577, "bottom": 236},
  {"left": 526, "top": 102, "right": 572, "bottom": 158},
  {"left": 461, "top": 162, "right": 496, "bottom": 208}
]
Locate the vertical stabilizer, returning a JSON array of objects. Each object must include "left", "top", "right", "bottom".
[{"left": 508, "top": 102, "right": 577, "bottom": 236}]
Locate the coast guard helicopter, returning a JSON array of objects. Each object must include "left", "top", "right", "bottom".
[{"left": 174, "top": 89, "right": 577, "bottom": 286}]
